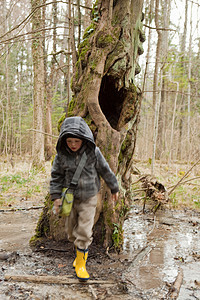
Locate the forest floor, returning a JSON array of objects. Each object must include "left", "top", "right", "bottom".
[{"left": 0, "top": 156, "right": 200, "bottom": 299}]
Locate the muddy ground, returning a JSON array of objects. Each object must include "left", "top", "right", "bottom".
[
  {"left": 0, "top": 159, "right": 200, "bottom": 299},
  {"left": 0, "top": 204, "right": 200, "bottom": 300}
]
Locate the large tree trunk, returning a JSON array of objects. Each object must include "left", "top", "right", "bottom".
[{"left": 31, "top": 0, "right": 145, "bottom": 251}]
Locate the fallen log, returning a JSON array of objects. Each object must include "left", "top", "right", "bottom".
[{"left": 4, "top": 274, "right": 115, "bottom": 285}]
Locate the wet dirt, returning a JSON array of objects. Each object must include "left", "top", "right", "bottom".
[{"left": 0, "top": 205, "right": 200, "bottom": 299}]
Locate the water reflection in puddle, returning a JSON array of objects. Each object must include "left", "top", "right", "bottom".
[
  {"left": 123, "top": 208, "right": 148, "bottom": 254},
  {"left": 122, "top": 207, "right": 200, "bottom": 298}
]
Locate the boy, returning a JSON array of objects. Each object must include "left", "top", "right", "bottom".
[{"left": 50, "top": 116, "right": 119, "bottom": 280}]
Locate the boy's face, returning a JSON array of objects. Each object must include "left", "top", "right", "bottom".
[{"left": 66, "top": 137, "right": 83, "bottom": 152}]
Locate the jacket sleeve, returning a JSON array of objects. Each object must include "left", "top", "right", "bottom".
[
  {"left": 50, "top": 154, "right": 65, "bottom": 201},
  {"left": 95, "top": 147, "right": 119, "bottom": 194}
]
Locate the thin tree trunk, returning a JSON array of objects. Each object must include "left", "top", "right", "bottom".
[
  {"left": 4, "top": 53, "right": 9, "bottom": 155},
  {"left": 17, "top": 68, "right": 22, "bottom": 156},
  {"left": 177, "top": 0, "right": 188, "bottom": 160},
  {"left": 187, "top": 0, "right": 193, "bottom": 160},
  {"left": 77, "top": 0, "right": 81, "bottom": 45},
  {"left": 153, "top": 0, "right": 161, "bottom": 109},
  {"left": 151, "top": 69, "right": 163, "bottom": 175},
  {"left": 84, "top": 0, "right": 92, "bottom": 28},
  {"left": 0, "top": 0, "right": 6, "bottom": 154},
  {"left": 142, "top": 0, "right": 154, "bottom": 93},
  {"left": 169, "top": 75, "right": 179, "bottom": 162},
  {"left": 59, "top": 7, "right": 71, "bottom": 112},
  {"left": 69, "top": 0, "right": 77, "bottom": 77},
  {"left": 155, "top": 0, "right": 171, "bottom": 160},
  {"left": 31, "top": 0, "right": 45, "bottom": 167},
  {"left": 152, "top": 0, "right": 162, "bottom": 170},
  {"left": 66, "top": 38, "right": 71, "bottom": 111},
  {"left": 0, "top": 100, "right": 5, "bottom": 151},
  {"left": 45, "top": 0, "right": 56, "bottom": 160},
  {"left": 142, "top": 0, "right": 154, "bottom": 160}
]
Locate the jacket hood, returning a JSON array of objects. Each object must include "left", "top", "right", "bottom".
[{"left": 56, "top": 116, "right": 95, "bottom": 153}]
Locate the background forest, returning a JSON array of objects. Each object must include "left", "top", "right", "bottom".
[
  {"left": 0, "top": 0, "right": 199, "bottom": 169},
  {"left": 1, "top": 2, "right": 200, "bottom": 298}
]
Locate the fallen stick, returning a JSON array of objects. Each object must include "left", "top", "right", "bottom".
[
  {"left": 167, "top": 176, "right": 200, "bottom": 190},
  {"left": 169, "top": 268, "right": 183, "bottom": 299},
  {"left": 89, "top": 285, "right": 98, "bottom": 299},
  {"left": 0, "top": 206, "right": 44, "bottom": 212},
  {"left": 4, "top": 274, "right": 115, "bottom": 285},
  {"left": 147, "top": 215, "right": 156, "bottom": 236},
  {"left": 129, "top": 245, "right": 152, "bottom": 268}
]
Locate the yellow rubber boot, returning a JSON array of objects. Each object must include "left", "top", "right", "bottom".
[
  {"left": 75, "top": 248, "right": 89, "bottom": 281},
  {"left": 73, "top": 247, "right": 77, "bottom": 268},
  {"left": 73, "top": 258, "right": 76, "bottom": 268},
  {"left": 73, "top": 251, "right": 88, "bottom": 268}
]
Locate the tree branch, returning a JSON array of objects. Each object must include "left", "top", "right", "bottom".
[
  {"left": 0, "top": 1, "right": 92, "bottom": 41},
  {"left": 0, "top": 26, "right": 69, "bottom": 45},
  {"left": 143, "top": 24, "right": 176, "bottom": 32},
  {"left": 188, "top": 0, "right": 200, "bottom": 6},
  {"left": 27, "top": 128, "right": 58, "bottom": 138},
  {"left": 168, "top": 176, "right": 200, "bottom": 189},
  {"left": 168, "top": 158, "right": 200, "bottom": 195}
]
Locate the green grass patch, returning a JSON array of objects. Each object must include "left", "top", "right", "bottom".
[{"left": 0, "top": 163, "right": 49, "bottom": 208}]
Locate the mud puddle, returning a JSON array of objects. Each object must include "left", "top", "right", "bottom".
[
  {"left": 0, "top": 206, "right": 200, "bottom": 299},
  {"left": 123, "top": 207, "right": 200, "bottom": 299}
]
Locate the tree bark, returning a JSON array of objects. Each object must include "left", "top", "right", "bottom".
[{"left": 31, "top": 0, "right": 145, "bottom": 251}]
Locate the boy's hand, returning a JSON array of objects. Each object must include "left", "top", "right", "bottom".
[
  {"left": 53, "top": 199, "right": 62, "bottom": 214},
  {"left": 112, "top": 192, "right": 119, "bottom": 202}
]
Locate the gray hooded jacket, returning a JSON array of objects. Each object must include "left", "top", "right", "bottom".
[{"left": 50, "top": 117, "right": 119, "bottom": 201}]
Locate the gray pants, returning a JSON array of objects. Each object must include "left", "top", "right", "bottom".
[{"left": 65, "top": 195, "right": 97, "bottom": 249}]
